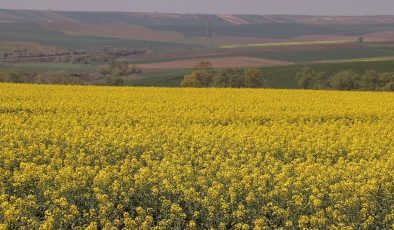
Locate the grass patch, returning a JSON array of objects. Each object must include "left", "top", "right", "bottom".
[
  {"left": 0, "top": 22, "right": 194, "bottom": 49},
  {"left": 0, "top": 62, "right": 96, "bottom": 73},
  {"left": 249, "top": 45, "right": 394, "bottom": 62},
  {"left": 315, "top": 56, "right": 394, "bottom": 63},
  {"left": 126, "top": 68, "right": 192, "bottom": 86}
]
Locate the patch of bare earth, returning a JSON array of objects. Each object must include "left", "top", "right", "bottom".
[
  {"left": 136, "top": 56, "right": 292, "bottom": 69},
  {"left": 363, "top": 31, "right": 394, "bottom": 41},
  {"left": 218, "top": 14, "right": 252, "bottom": 25}
]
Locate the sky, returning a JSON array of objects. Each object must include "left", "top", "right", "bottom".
[{"left": 0, "top": 0, "right": 393, "bottom": 15}]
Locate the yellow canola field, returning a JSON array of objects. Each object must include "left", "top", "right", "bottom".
[{"left": 0, "top": 84, "right": 393, "bottom": 229}]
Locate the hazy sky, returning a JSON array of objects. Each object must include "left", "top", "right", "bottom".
[{"left": 0, "top": 0, "right": 393, "bottom": 15}]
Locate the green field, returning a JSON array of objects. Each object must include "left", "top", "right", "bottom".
[
  {"left": 219, "top": 40, "right": 355, "bottom": 49},
  {"left": 120, "top": 60, "right": 394, "bottom": 88},
  {"left": 3, "top": 59, "right": 394, "bottom": 88},
  {"left": 315, "top": 56, "right": 394, "bottom": 63},
  {"left": 126, "top": 42, "right": 394, "bottom": 66},
  {"left": 151, "top": 23, "right": 394, "bottom": 39},
  {"left": 249, "top": 45, "right": 394, "bottom": 62},
  {"left": 0, "top": 62, "right": 96, "bottom": 73},
  {"left": 2, "top": 10, "right": 394, "bottom": 50},
  {"left": 0, "top": 22, "right": 194, "bottom": 49},
  {"left": 126, "top": 69, "right": 192, "bottom": 86}
]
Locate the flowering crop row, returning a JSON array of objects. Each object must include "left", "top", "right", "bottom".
[{"left": 0, "top": 84, "right": 393, "bottom": 229}]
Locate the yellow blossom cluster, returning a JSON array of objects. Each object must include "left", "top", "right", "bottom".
[{"left": 0, "top": 83, "right": 393, "bottom": 229}]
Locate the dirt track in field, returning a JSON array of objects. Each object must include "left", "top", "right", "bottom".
[{"left": 135, "top": 56, "right": 292, "bottom": 69}]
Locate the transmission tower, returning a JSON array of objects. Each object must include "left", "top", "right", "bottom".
[{"left": 206, "top": 21, "right": 216, "bottom": 49}]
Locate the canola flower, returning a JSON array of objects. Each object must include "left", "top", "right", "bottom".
[{"left": 0, "top": 83, "right": 393, "bottom": 229}]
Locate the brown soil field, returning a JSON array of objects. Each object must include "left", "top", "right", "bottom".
[
  {"left": 364, "top": 31, "right": 394, "bottom": 41},
  {"left": 218, "top": 15, "right": 252, "bottom": 25},
  {"left": 135, "top": 56, "right": 292, "bottom": 69}
]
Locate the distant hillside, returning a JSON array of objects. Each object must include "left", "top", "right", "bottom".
[
  {"left": 2, "top": 9, "right": 394, "bottom": 25},
  {"left": 1, "top": 9, "right": 394, "bottom": 50}
]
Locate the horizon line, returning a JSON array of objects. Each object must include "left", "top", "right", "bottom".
[{"left": 0, "top": 8, "right": 393, "bottom": 17}]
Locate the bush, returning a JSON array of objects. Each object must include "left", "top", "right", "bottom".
[
  {"left": 329, "top": 70, "right": 359, "bottom": 90},
  {"left": 105, "top": 77, "right": 124, "bottom": 86},
  {"left": 0, "top": 71, "right": 35, "bottom": 83},
  {"left": 34, "top": 70, "right": 75, "bottom": 85},
  {"left": 244, "top": 68, "right": 264, "bottom": 88},
  {"left": 98, "top": 61, "right": 141, "bottom": 77},
  {"left": 180, "top": 75, "right": 202, "bottom": 87},
  {"left": 181, "top": 62, "right": 265, "bottom": 88},
  {"left": 295, "top": 68, "right": 394, "bottom": 91}
]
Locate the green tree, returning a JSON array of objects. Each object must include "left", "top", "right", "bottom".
[
  {"left": 194, "top": 70, "right": 216, "bottom": 87},
  {"left": 34, "top": 70, "right": 73, "bottom": 84},
  {"left": 180, "top": 75, "right": 202, "bottom": 87},
  {"left": 329, "top": 70, "right": 360, "bottom": 90},
  {"left": 193, "top": 62, "right": 215, "bottom": 87},
  {"left": 0, "top": 72, "right": 6, "bottom": 82},
  {"left": 111, "top": 66, "right": 123, "bottom": 77},
  {"left": 210, "top": 73, "right": 228, "bottom": 87},
  {"left": 244, "top": 68, "right": 263, "bottom": 88},
  {"left": 98, "top": 66, "right": 111, "bottom": 77},
  {"left": 361, "top": 70, "right": 379, "bottom": 90},
  {"left": 296, "top": 67, "right": 330, "bottom": 89},
  {"left": 296, "top": 67, "right": 318, "bottom": 89},
  {"left": 378, "top": 72, "right": 394, "bottom": 91},
  {"left": 226, "top": 68, "right": 244, "bottom": 88},
  {"left": 181, "top": 62, "right": 216, "bottom": 87},
  {"left": 2, "top": 71, "right": 32, "bottom": 83},
  {"left": 105, "top": 77, "right": 124, "bottom": 86},
  {"left": 108, "top": 61, "right": 130, "bottom": 76},
  {"left": 382, "top": 81, "right": 394, "bottom": 91},
  {"left": 213, "top": 68, "right": 243, "bottom": 88}
]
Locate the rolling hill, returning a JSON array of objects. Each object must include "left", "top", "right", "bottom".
[
  {"left": 1, "top": 9, "right": 394, "bottom": 50},
  {"left": 1, "top": 8, "right": 394, "bottom": 88}
]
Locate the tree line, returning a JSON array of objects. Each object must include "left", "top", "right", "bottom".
[
  {"left": 181, "top": 62, "right": 394, "bottom": 91},
  {"left": 0, "top": 61, "right": 142, "bottom": 86},
  {"left": 296, "top": 67, "right": 394, "bottom": 91},
  {"left": 1, "top": 48, "right": 145, "bottom": 62},
  {"left": 181, "top": 62, "right": 266, "bottom": 88}
]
